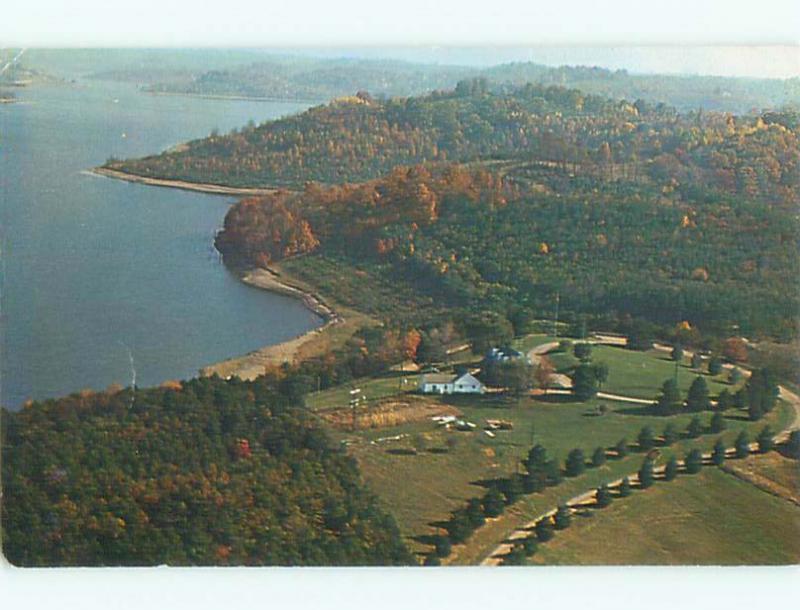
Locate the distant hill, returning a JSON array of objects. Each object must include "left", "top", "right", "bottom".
[
  {"left": 108, "top": 80, "right": 799, "bottom": 209},
  {"left": 88, "top": 53, "right": 800, "bottom": 112}
]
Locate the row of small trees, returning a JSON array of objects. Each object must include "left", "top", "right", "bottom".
[{"left": 499, "top": 424, "right": 788, "bottom": 565}]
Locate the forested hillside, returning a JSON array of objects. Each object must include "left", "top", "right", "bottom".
[
  {"left": 108, "top": 81, "right": 799, "bottom": 210},
  {"left": 216, "top": 164, "right": 800, "bottom": 342},
  {"left": 1, "top": 376, "right": 414, "bottom": 566}
]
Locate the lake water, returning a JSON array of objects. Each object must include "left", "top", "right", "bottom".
[{"left": 1, "top": 80, "right": 320, "bottom": 409}]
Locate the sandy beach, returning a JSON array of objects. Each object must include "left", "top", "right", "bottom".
[
  {"left": 88, "top": 166, "right": 288, "bottom": 196},
  {"left": 200, "top": 267, "right": 344, "bottom": 380}
]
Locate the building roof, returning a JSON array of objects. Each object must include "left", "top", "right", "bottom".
[
  {"left": 421, "top": 373, "right": 457, "bottom": 385},
  {"left": 454, "top": 372, "right": 484, "bottom": 387}
]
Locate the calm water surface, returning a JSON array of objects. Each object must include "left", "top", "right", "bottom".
[{"left": 1, "top": 81, "right": 320, "bottom": 408}]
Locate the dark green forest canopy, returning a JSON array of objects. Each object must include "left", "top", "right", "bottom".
[
  {"left": 108, "top": 81, "right": 799, "bottom": 209},
  {"left": 216, "top": 164, "right": 800, "bottom": 341},
  {"left": 1, "top": 376, "right": 414, "bottom": 566}
]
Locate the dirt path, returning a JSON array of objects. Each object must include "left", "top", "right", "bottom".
[{"left": 476, "top": 356, "right": 800, "bottom": 566}]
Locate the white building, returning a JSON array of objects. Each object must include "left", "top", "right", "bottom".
[{"left": 419, "top": 372, "right": 485, "bottom": 395}]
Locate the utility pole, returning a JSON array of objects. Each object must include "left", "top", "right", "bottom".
[{"left": 553, "top": 292, "right": 560, "bottom": 338}]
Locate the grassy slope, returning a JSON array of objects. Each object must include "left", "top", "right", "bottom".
[
  {"left": 528, "top": 465, "right": 800, "bottom": 565},
  {"left": 539, "top": 340, "right": 741, "bottom": 399}
]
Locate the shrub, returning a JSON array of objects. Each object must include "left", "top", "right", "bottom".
[
  {"left": 710, "top": 411, "right": 726, "bottom": 433},
  {"left": 735, "top": 431, "right": 750, "bottom": 458},
  {"left": 618, "top": 476, "right": 632, "bottom": 497},
  {"left": 554, "top": 505, "right": 572, "bottom": 530},
  {"left": 591, "top": 446, "right": 607, "bottom": 467},
  {"left": 434, "top": 535, "right": 452, "bottom": 558},
  {"left": 482, "top": 487, "right": 505, "bottom": 518},
  {"left": 615, "top": 438, "right": 629, "bottom": 458},
  {"left": 685, "top": 449, "right": 703, "bottom": 474},
  {"left": 596, "top": 484, "right": 612, "bottom": 508},
  {"left": 638, "top": 458, "right": 655, "bottom": 489},
  {"left": 686, "top": 416, "right": 703, "bottom": 439},
  {"left": 573, "top": 342, "right": 592, "bottom": 362},
  {"left": 757, "top": 426, "right": 774, "bottom": 454},
  {"left": 712, "top": 438, "right": 726, "bottom": 466},
  {"left": 664, "top": 455, "right": 679, "bottom": 481},
  {"left": 565, "top": 448, "right": 586, "bottom": 477},
  {"left": 662, "top": 423, "right": 679, "bottom": 446},
  {"left": 535, "top": 518, "right": 554, "bottom": 542},
  {"left": 637, "top": 426, "right": 656, "bottom": 452}
]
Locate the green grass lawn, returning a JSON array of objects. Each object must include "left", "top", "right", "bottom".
[
  {"left": 305, "top": 373, "right": 421, "bottom": 412},
  {"left": 525, "top": 465, "right": 800, "bottom": 565},
  {"left": 345, "top": 387, "right": 791, "bottom": 559},
  {"left": 518, "top": 335, "right": 743, "bottom": 400}
]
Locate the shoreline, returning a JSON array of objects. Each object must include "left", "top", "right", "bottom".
[
  {"left": 90, "top": 162, "right": 342, "bottom": 381},
  {"left": 199, "top": 266, "right": 344, "bottom": 380},
  {"left": 142, "top": 89, "right": 328, "bottom": 105},
  {"left": 88, "top": 166, "right": 288, "bottom": 196}
]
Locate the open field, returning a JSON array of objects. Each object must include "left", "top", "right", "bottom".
[
  {"left": 520, "top": 336, "right": 743, "bottom": 399},
  {"left": 342, "top": 388, "right": 792, "bottom": 558},
  {"left": 526, "top": 465, "right": 800, "bottom": 565},
  {"left": 721, "top": 452, "right": 800, "bottom": 506}
]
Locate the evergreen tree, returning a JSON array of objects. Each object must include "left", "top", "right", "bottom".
[
  {"left": 685, "top": 448, "right": 703, "bottom": 474},
  {"left": 671, "top": 344, "right": 684, "bottom": 362},
  {"left": 637, "top": 426, "right": 656, "bottom": 452},
  {"left": 535, "top": 518, "right": 554, "bottom": 542},
  {"left": 500, "top": 473, "right": 525, "bottom": 505},
  {"left": 708, "top": 356, "right": 723, "bottom": 376},
  {"left": 522, "top": 469, "right": 547, "bottom": 494},
  {"left": 786, "top": 430, "right": 800, "bottom": 460},
  {"left": 445, "top": 509, "right": 472, "bottom": 543},
  {"left": 748, "top": 401, "right": 764, "bottom": 422},
  {"left": 757, "top": 426, "right": 774, "bottom": 453},
  {"left": 501, "top": 544, "right": 526, "bottom": 566},
  {"left": 525, "top": 444, "right": 549, "bottom": 472},
  {"left": 570, "top": 364, "right": 599, "bottom": 401},
  {"left": 434, "top": 535, "right": 452, "bottom": 558},
  {"left": 686, "top": 376, "right": 711, "bottom": 412},
  {"left": 654, "top": 378, "right": 682, "bottom": 415},
  {"left": 686, "top": 415, "right": 703, "bottom": 439},
  {"left": 664, "top": 455, "right": 679, "bottom": 481},
  {"left": 728, "top": 367, "right": 743, "bottom": 386},
  {"left": 735, "top": 431, "right": 751, "bottom": 458},
  {"left": 554, "top": 505, "right": 572, "bottom": 530},
  {"left": 619, "top": 476, "right": 632, "bottom": 497},
  {"left": 638, "top": 458, "right": 655, "bottom": 489},
  {"left": 662, "top": 423, "right": 679, "bottom": 446},
  {"left": 482, "top": 487, "right": 505, "bottom": 518},
  {"left": 716, "top": 389, "right": 732, "bottom": 411},
  {"left": 545, "top": 459, "right": 564, "bottom": 487},
  {"left": 615, "top": 438, "right": 629, "bottom": 458},
  {"left": 522, "top": 536, "right": 538, "bottom": 557},
  {"left": 596, "top": 484, "right": 613, "bottom": 508},
  {"left": 691, "top": 353, "right": 703, "bottom": 369},
  {"left": 591, "top": 446, "right": 607, "bottom": 467},
  {"left": 593, "top": 362, "right": 610, "bottom": 389},
  {"left": 423, "top": 554, "right": 441, "bottom": 566},
  {"left": 565, "top": 448, "right": 586, "bottom": 477},
  {"left": 712, "top": 438, "right": 726, "bottom": 466},
  {"left": 465, "top": 497, "right": 485, "bottom": 528},
  {"left": 710, "top": 411, "right": 726, "bottom": 433}
]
